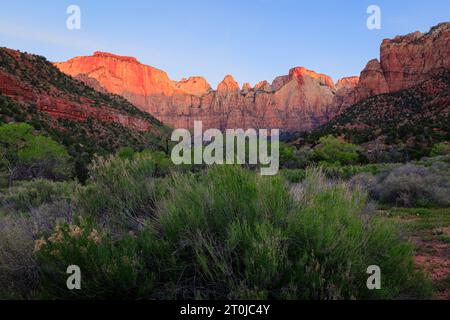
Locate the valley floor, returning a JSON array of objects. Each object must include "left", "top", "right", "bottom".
[{"left": 380, "top": 208, "right": 450, "bottom": 299}]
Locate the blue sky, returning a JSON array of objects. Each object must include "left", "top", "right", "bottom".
[{"left": 0, "top": 0, "right": 449, "bottom": 87}]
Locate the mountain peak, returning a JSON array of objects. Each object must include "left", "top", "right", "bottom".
[
  {"left": 336, "top": 76, "right": 359, "bottom": 90},
  {"left": 92, "top": 51, "right": 138, "bottom": 63},
  {"left": 288, "top": 67, "right": 335, "bottom": 88},
  {"left": 174, "top": 76, "right": 211, "bottom": 96},
  {"left": 217, "top": 75, "right": 240, "bottom": 92}
]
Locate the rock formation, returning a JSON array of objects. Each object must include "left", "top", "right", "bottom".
[
  {"left": 0, "top": 48, "right": 163, "bottom": 134},
  {"left": 54, "top": 22, "right": 450, "bottom": 132},
  {"left": 349, "top": 22, "right": 450, "bottom": 104},
  {"left": 55, "top": 54, "right": 347, "bottom": 131}
]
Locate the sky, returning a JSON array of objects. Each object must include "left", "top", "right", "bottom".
[{"left": 0, "top": 0, "right": 449, "bottom": 88}]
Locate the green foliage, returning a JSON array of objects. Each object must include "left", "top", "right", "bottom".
[
  {"left": 280, "top": 168, "right": 306, "bottom": 183},
  {"left": 0, "top": 122, "right": 33, "bottom": 144},
  {"left": 322, "top": 163, "right": 399, "bottom": 180},
  {"left": 18, "top": 135, "right": 72, "bottom": 177},
  {"left": 0, "top": 179, "right": 76, "bottom": 214},
  {"left": 430, "top": 142, "right": 450, "bottom": 157},
  {"left": 0, "top": 123, "right": 72, "bottom": 186},
  {"left": 152, "top": 166, "right": 425, "bottom": 299},
  {"left": 1, "top": 165, "right": 429, "bottom": 300},
  {"left": 314, "top": 135, "right": 361, "bottom": 165},
  {"left": 279, "top": 142, "right": 296, "bottom": 167},
  {"left": 35, "top": 219, "right": 155, "bottom": 299},
  {"left": 117, "top": 147, "right": 136, "bottom": 160},
  {"left": 76, "top": 152, "right": 173, "bottom": 231}
]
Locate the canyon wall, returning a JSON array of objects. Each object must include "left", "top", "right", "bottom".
[
  {"left": 349, "top": 22, "right": 450, "bottom": 104},
  {"left": 54, "top": 22, "right": 450, "bottom": 132},
  {"left": 55, "top": 53, "right": 354, "bottom": 131},
  {"left": 0, "top": 48, "right": 162, "bottom": 133}
]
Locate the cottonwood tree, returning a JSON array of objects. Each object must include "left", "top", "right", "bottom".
[
  {"left": 313, "top": 135, "right": 362, "bottom": 166},
  {"left": 0, "top": 123, "right": 72, "bottom": 188}
]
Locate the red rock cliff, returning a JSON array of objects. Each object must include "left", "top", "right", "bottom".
[
  {"left": 0, "top": 48, "right": 162, "bottom": 133},
  {"left": 55, "top": 54, "right": 347, "bottom": 131},
  {"left": 349, "top": 22, "right": 450, "bottom": 104},
  {"left": 54, "top": 22, "right": 450, "bottom": 131}
]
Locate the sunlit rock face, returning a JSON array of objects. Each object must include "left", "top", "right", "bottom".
[
  {"left": 56, "top": 53, "right": 343, "bottom": 131},
  {"left": 348, "top": 22, "right": 450, "bottom": 105},
  {"left": 55, "top": 23, "right": 450, "bottom": 131},
  {"left": 0, "top": 48, "right": 160, "bottom": 133},
  {"left": 381, "top": 23, "right": 450, "bottom": 91}
]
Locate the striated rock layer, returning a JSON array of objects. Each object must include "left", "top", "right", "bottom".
[
  {"left": 0, "top": 48, "right": 164, "bottom": 134},
  {"left": 55, "top": 22, "right": 450, "bottom": 132},
  {"left": 55, "top": 53, "right": 353, "bottom": 131},
  {"left": 350, "top": 22, "right": 450, "bottom": 104}
]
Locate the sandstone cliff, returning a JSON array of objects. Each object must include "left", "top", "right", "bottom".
[
  {"left": 54, "top": 22, "right": 450, "bottom": 132},
  {"left": 349, "top": 22, "right": 450, "bottom": 104},
  {"left": 0, "top": 48, "right": 164, "bottom": 134},
  {"left": 55, "top": 54, "right": 347, "bottom": 131}
]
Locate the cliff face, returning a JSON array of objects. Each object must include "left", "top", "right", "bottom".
[
  {"left": 0, "top": 48, "right": 164, "bottom": 134},
  {"left": 54, "top": 22, "right": 450, "bottom": 132},
  {"left": 55, "top": 54, "right": 348, "bottom": 131},
  {"left": 350, "top": 22, "right": 450, "bottom": 104}
]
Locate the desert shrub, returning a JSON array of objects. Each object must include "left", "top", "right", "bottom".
[
  {"left": 322, "top": 163, "right": 400, "bottom": 180},
  {"left": 349, "top": 173, "right": 378, "bottom": 198},
  {"left": 430, "top": 142, "right": 450, "bottom": 157},
  {"left": 375, "top": 164, "right": 450, "bottom": 207},
  {"left": 294, "top": 146, "right": 315, "bottom": 168},
  {"left": 280, "top": 168, "right": 306, "bottom": 183},
  {"left": 35, "top": 219, "right": 155, "bottom": 299},
  {"left": 0, "top": 197, "right": 74, "bottom": 299},
  {"left": 27, "top": 166, "right": 430, "bottom": 299},
  {"left": 155, "top": 166, "right": 291, "bottom": 299},
  {"left": 153, "top": 166, "right": 427, "bottom": 299},
  {"left": 0, "top": 216, "right": 38, "bottom": 299},
  {"left": 363, "top": 217, "right": 431, "bottom": 299},
  {"left": 0, "top": 179, "right": 77, "bottom": 214},
  {"left": 76, "top": 153, "right": 171, "bottom": 231},
  {"left": 286, "top": 169, "right": 426, "bottom": 299}
]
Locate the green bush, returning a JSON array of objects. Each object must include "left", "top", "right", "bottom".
[
  {"left": 322, "top": 163, "right": 400, "bottom": 180},
  {"left": 12, "top": 165, "right": 431, "bottom": 299},
  {"left": 116, "top": 146, "right": 136, "bottom": 160},
  {"left": 0, "top": 216, "right": 39, "bottom": 299},
  {"left": 0, "top": 123, "right": 72, "bottom": 187},
  {"left": 280, "top": 168, "right": 306, "bottom": 183},
  {"left": 0, "top": 179, "right": 76, "bottom": 214},
  {"left": 314, "top": 135, "right": 361, "bottom": 166},
  {"left": 375, "top": 165, "right": 450, "bottom": 207},
  {"left": 153, "top": 166, "right": 427, "bottom": 299},
  {"left": 76, "top": 152, "right": 172, "bottom": 231},
  {"left": 430, "top": 142, "right": 450, "bottom": 157},
  {"left": 35, "top": 219, "right": 155, "bottom": 299}
]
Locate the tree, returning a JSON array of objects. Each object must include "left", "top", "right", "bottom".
[
  {"left": 279, "top": 142, "right": 297, "bottom": 168},
  {"left": 0, "top": 123, "right": 72, "bottom": 187},
  {"left": 430, "top": 142, "right": 450, "bottom": 157},
  {"left": 313, "top": 135, "right": 361, "bottom": 165}
]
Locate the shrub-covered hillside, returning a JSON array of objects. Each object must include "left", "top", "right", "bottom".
[{"left": 292, "top": 71, "right": 450, "bottom": 160}]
